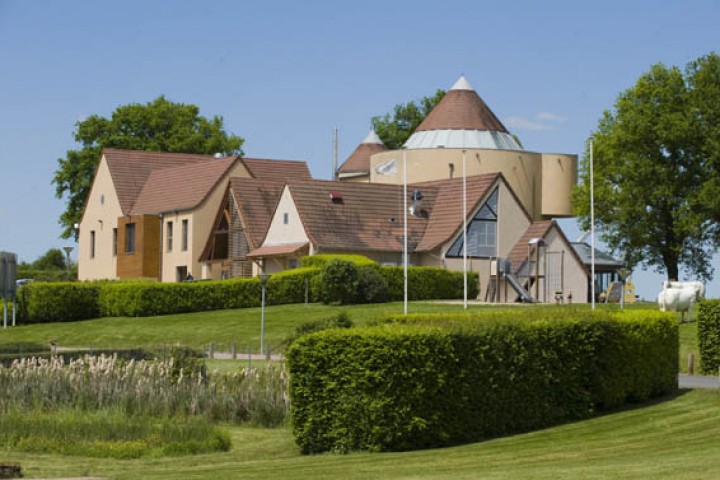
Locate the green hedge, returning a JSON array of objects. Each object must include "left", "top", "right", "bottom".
[
  {"left": 698, "top": 300, "right": 720, "bottom": 374},
  {"left": 287, "top": 309, "right": 677, "bottom": 453},
  {"left": 381, "top": 266, "right": 479, "bottom": 301},
  {"left": 16, "top": 283, "right": 100, "bottom": 324},
  {"left": 300, "top": 254, "right": 377, "bottom": 268},
  {"left": 17, "top": 265, "right": 476, "bottom": 323}
]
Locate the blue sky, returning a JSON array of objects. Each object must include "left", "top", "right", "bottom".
[{"left": 0, "top": 0, "right": 718, "bottom": 300}]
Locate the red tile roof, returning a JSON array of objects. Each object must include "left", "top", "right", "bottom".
[
  {"left": 229, "top": 177, "right": 287, "bottom": 248},
  {"left": 242, "top": 158, "right": 311, "bottom": 180},
  {"left": 337, "top": 142, "right": 388, "bottom": 174},
  {"left": 103, "top": 148, "right": 220, "bottom": 215},
  {"left": 415, "top": 89, "right": 509, "bottom": 133},
  {"left": 130, "top": 156, "right": 238, "bottom": 214}
]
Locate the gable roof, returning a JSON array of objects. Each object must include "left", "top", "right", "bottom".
[
  {"left": 414, "top": 173, "right": 500, "bottom": 252},
  {"left": 229, "top": 177, "right": 287, "bottom": 248},
  {"left": 242, "top": 158, "right": 311, "bottom": 180},
  {"left": 507, "top": 221, "right": 555, "bottom": 274},
  {"left": 130, "top": 156, "right": 239, "bottom": 215},
  {"left": 103, "top": 148, "right": 219, "bottom": 215},
  {"left": 338, "top": 130, "right": 388, "bottom": 175},
  {"left": 286, "top": 179, "right": 433, "bottom": 253}
]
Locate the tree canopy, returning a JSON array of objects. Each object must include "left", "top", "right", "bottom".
[
  {"left": 572, "top": 52, "right": 720, "bottom": 281},
  {"left": 371, "top": 89, "right": 445, "bottom": 149},
  {"left": 52, "top": 96, "right": 244, "bottom": 238}
]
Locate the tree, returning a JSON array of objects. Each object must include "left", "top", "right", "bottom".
[
  {"left": 53, "top": 96, "right": 244, "bottom": 238},
  {"left": 572, "top": 53, "right": 720, "bottom": 281},
  {"left": 32, "top": 248, "right": 67, "bottom": 271},
  {"left": 371, "top": 89, "right": 445, "bottom": 149}
]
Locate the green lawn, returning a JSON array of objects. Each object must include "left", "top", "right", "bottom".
[{"left": 3, "top": 389, "right": 718, "bottom": 479}]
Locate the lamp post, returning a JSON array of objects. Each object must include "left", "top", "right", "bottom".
[
  {"left": 259, "top": 273, "right": 270, "bottom": 355},
  {"left": 62, "top": 246, "right": 74, "bottom": 279}
]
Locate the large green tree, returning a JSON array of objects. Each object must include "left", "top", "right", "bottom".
[
  {"left": 53, "top": 96, "right": 244, "bottom": 238},
  {"left": 371, "top": 89, "right": 445, "bottom": 149},
  {"left": 572, "top": 53, "right": 720, "bottom": 281}
]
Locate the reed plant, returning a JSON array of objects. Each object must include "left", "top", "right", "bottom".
[{"left": 0, "top": 354, "right": 290, "bottom": 427}]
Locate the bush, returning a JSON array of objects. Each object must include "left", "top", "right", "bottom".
[
  {"left": 301, "top": 254, "right": 377, "bottom": 268},
  {"left": 16, "top": 282, "right": 100, "bottom": 323},
  {"left": 698, "top": 300, "right": 720, "bottom": 374},
  {"left": 380, "top": 266, "right": 479, "bottom": 301},
  {"left": 287, "top": 309, "right": 677, "bottom": 453},
  {"left": 318, "top": 260, "right": 359, "bottom": 305},
  {"left": 357, "top": 267, "right": 390, "bottom": 304},
  {"left": 266, "top": 267, "right": 321, "bottom": 305},
  {"left": 284, "top": 312, "right": 354, "bottom": 346}
]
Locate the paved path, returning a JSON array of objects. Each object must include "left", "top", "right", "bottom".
[{"left": 679, "top": 374, "right": 719, "bottom": 390}]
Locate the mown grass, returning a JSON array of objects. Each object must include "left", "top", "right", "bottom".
[{"left": 2, "top": 389, "right": 718, "bottom": 479}]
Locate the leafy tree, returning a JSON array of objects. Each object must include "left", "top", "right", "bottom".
[
  {"left": 32, "top": 248, "right": 67, "bottom": 271},
  {"left": 53, "top": 96, "right": 244, "bottom": 238},
  {"left": 372, "top": 89, "right": 445, "bottom": 149},
  {"left": 572, "top": 53, "right": 720, "bottom": 281}
]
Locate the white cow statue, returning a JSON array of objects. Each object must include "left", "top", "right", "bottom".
[{"left": 657, "top": 281, "right": 706, "bottom": 322}]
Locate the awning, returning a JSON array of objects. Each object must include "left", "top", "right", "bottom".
[{"left": 247, "top": 242, "right": 309, "bottom": 258}]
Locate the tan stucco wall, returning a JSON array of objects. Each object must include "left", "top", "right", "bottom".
[
  {"left": 263, "top": 187, "right": 310, "bottom": 246},
  {"left": 368, "top": 148, "right": 576, "bottom": 221},
  {"left": 78, "top": 156, "right": 121, "bottom": 281},
  {"left": 541, "top": 153, "right": 577, "bottom": 218},
  {"left": 161, "top": 162, "right": 249, "bottom": 281}
]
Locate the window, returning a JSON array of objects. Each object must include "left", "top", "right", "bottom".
[
  {"left": 182, "top": 219, "right": 189, "bottom": 251},
  {"left": 90, "top": 230, "right": 96, "bottom": 259},
  {"left": 283, "top": 213, "right": 289, "bottom": 225},
  {"left": 125, "top": 223, "right": 136, "bottom": 253},
  {"left": 112, "top": 228, "right": 117, "bottom": 256},
  {"left": 446, "top": 188, "right": 498, "bottom": 258},
  {"left": 167, "top": 221, "right": 173, "bottom": 252}
]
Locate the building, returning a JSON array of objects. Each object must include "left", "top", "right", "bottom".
[{"left": 77, "top": 76, "right": 618, "bottom": 302}]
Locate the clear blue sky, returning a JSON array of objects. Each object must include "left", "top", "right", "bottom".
[{"left": 1, "top": 0, "right": 718, "bottom": 300}]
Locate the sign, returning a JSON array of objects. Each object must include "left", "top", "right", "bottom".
[{"left": 0, "top": 251, "right": 18, "bottom": 299}]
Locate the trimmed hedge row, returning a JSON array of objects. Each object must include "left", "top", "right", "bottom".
[
  {"left": 698, "top": 300, "right": 720, "bottom": 374},
  {"left": 287, "top": 309, "right": 677, "bottom": 453},
  {"left": 301, "top": 254, "right": 378, "bottom": 268},
  {"left": 16, "top": 265, "right": 472, "bottom": 323}
]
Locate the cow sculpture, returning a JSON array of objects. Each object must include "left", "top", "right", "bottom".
[{"left": 657, "top": 281, "right": 705, "bottom": 322}]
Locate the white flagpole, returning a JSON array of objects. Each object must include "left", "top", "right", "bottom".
[
  {"left": 403, "top": 148, "right": 408, "bottom": 316},
  {"left": 590, "top": 140, "right": 595, "bottom": 310},
  {"left": 463, "top": 149, "right": 468, "bottom": 310}
]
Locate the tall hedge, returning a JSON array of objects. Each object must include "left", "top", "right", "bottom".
[
  {"left": 287, "top": 310, "right": 677, "bottom": 453},
  {"left": 15, "top": 282, "right": 100, "bottom": 324},
  {"left": 698, "top": 300, "right": 720, "bottom": 374},
  {"left": 380, "top": 266, "right": 479, "bottom": 301}
]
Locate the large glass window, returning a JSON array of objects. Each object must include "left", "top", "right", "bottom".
[
  {"left": 125, "top": 223, "right": 136, "bottom": 254},
  {"left": 446, "top": 188, "right": 498, "bottom": 258}
]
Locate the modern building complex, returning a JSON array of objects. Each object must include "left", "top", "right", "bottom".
[{"left": 78, "top": 76, "right": 619, "bottom": 303}]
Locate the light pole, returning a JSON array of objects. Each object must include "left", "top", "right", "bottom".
[
  {"left": 62, "top": 246, "right": 74, "bottom": 279},
  {"left": 259, "top": 273, "right": 270, "bottom": 355}
]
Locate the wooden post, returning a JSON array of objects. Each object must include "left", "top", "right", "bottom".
[
  {"left": 231, "top": 342, "right": 237, "bottom": 360},
  {"left": 688, "top": 353, "right": 695, "bottom": 375},
  {"left": 208, "top": 343, "right": 214, "bottom": 359}
]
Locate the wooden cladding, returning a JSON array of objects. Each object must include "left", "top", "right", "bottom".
[{"left": 116, "top": 215, "right": 160, "bottom": 279}]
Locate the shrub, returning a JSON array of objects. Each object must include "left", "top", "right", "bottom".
[
  {"left": 284, "top": 312, "right": 354, "bottom": 346},
  {"left": 16, "top": 282, "right": 100, "bottom": 323},
  {"left": 356, "top": 267, "right": 390, "bottom": 304},
  {"left": 698, "top": 300, "right": 720, "bottom": 374},
  {"left": 318, "top": 260, "right": 359, "bottom": 305},
  {"left": 380, "top": 266, "right": 479, "bottom": 301},
  {"left": 266, "top": 267, "right": 321, "bottom": 305},
  {"left": 301, "top": 254, "right": 377, "bottom": 268},
  {"left": 287, "top": 309, "right": 677, "bottom": 453}
]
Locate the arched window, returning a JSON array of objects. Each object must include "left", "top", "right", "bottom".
[{"left": 446, "top": 188, "right": 498, "bottom": 258}]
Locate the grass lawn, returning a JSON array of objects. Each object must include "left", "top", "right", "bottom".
[{"left": 3, "top": 389, "right": 718, "bottom": 479}]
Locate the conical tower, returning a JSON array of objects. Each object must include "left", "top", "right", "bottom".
[
  {"left": 337, "top": 129, "right": 388, "bottom": 180},
  {"left": 404, "top": 76, "right": 521, "bottom": 150}
]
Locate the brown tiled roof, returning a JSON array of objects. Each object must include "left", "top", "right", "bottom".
[
  {"left": 414, "top": 174, "right": 500, "bottom": 252},
  {"left": 507, "top": 221, "right": 555, "bottom": 274},
  {"left": 287, "top": 180, "right": 435, "bottom": 252},
  {"left": 130, "top": 156, "right": 238, "bottom": 214},
  {"left": 415, "top": 89, "right": 509, "bottom": 133},
  {"left": 242, "top": 158, "right": 311, "bottom": 180},
  {"left": 247, "top": 242, "right": 309, "bottom": 258},
  {"left": 338, "top": 142, "right": 388, "bottom": 174},
  {"left": 103, "top": 148, "right": 220, "bottom": 215},
  {"left": 229, "top": 177, "right": 287, "bottom": 248}
]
